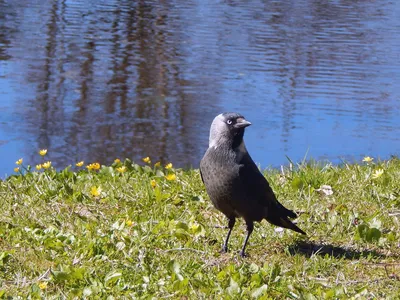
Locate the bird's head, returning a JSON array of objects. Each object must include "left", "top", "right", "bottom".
[{"left": 209, "top": 112, "right": 252, "bottom": 149}]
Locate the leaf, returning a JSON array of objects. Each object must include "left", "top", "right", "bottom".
[
  {"left": 168, "top": 260, "right": 181, "bottom": 275},
  {"left": 30, "top": 283, "right": 40, "bottom": 294},
  {"left": 387, "top": 231, "right": 396, "bottom": 242},
  {"left": 366, "top": 228, "right": 381, "bottom": 243},
  {"left": 251, "top": 284, "right": 268, "bottom": 298},
  {"left": 70, "top": 268, "right": 85, "bottom": 280},
  {"left": 303, "top": 293, "right": 317, "bottom": 300},
  {"left": 249, "top": 263, "right": 259, "bottom": 273},
  {"left": 324, "top": 289, "right": 335, "bottom": 298},
  {"left": 52, "top": 271, "right": 70, "bottom": 282},
  {"left": 270, "top": 263, "right": 281, "bottom": 283},
  {"left": 227, "top": 278, "right": 240, "bottom": 296},
  {"left": 63, "top": 182, "right": 74, "bottom": 195},
  {"left": 0, "top": 251, "right": 11, "bottom": 266},
  {"left": 154, "top": 187, "right": 163, "bottom": 201},
  {"left": 104, "top": 271, "right": 122, "bottom": 286},
  {"left": 357, "top": 224, "right": 369, "bottom": 240},
  {"left": 357, "top": 223, "right": 381, "bottom": 243},
  {"left": 83, "top": 288, "right": 92, "bottom": 296},
  {"left": 112, "top": 220, "right": 126, "bottom": 231},
  {"left": 44, "top": 237, "right": 64, "bottom": 250},
  {"left": 328, "top": 213, "right": 338, "bottom": 228},
  {"left": 189, "top": 222, "right": 200, "bottom": 232},
  {"left": 156, "top": 170, "right": 165, "bottom": 177},
  {"left": 172, "top": 198, "right": 184, "bottom": 205},
  {"left": 291, "top": 177, "right": 304, "bottom": 190},
  {"left": 369, "top": 217, "right": 382, "bottom": 229},
  {"left": 216, "top": 270, "right": 226, "bottom": 282},
  {"left": 173, "top": 228, "right": 190, "bottom": 240},
  {"left": 175, "top": 222, "right": 189, "bottom": 231},
  {"left": 250, "top": 273, "right": 262, "bottom": 286}
]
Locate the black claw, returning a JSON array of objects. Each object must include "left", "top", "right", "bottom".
[{"left": 220, "top": 246, "right": 228, "bottom": 253}]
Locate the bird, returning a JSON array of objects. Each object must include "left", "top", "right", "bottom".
[{"left": 200, "top": 112, "right": 306, "bottom": 257}]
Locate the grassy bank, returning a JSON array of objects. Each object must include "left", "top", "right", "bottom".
[{"left": 1, "top": 155, "right": 400, "bottom": 298}]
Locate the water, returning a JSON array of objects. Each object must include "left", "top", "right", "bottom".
[{"left": 1, "top": 0, "right": 400, "bottom": 177}]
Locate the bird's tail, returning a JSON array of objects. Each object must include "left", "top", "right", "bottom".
[
  {"left": 277, "top": 202, "right": 297, "bottom": 219},
  {"left": 274, "top": 216, "right": 306, "bottom": 235},
  {"left": 266, "top": 212, "right": 306, "bottom": 235}
]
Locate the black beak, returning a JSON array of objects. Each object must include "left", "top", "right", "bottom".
[{"left": 234, "top": 117, "right": 252, "bottom": 129}]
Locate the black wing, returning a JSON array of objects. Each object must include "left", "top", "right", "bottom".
[
  {"left": 239, "top": 152, "right": 297, "bottom": 219},
  {"left": 238, "top": 152, "right": 305, "bottom": 234}
]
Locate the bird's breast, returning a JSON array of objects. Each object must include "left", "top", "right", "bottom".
[{"left": 201, "top": 151, "right": 239, "bottom": 192}]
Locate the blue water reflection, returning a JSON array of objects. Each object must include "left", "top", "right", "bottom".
[{"left": 0, "top": 0, "right": 399, "bottom": 177}]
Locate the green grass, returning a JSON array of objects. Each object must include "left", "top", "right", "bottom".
[{"left": 1, "top": 156, "right": 400, "bottom": 299}]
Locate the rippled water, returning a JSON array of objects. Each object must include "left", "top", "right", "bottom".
[{"left": 1, "top": 0, "right": 400, "bottom": 177}]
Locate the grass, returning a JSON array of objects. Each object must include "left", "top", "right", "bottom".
[{"left": 1, "top": 155, "right": 400, "bottom": 299}]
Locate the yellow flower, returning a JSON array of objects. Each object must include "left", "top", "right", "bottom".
[
  {"left": 116, "top": 166, "right": 127, "bottom": 173},
  {"left": 372, "top": 169, "right": 384, "bottom": 179},
  {"left": 16, "top": 158, "right": 23, "bottom": 165},
  {"left": 39, "top": 149, "right": 47, "bottom": 156},
  {"left": 362, "top": 156, "right": 374, "bottom": 163},
  {"left": 76, "top": 161, "right": 84, "bottom": 167},
  {"left": 87, "top": 162, "right": 101, "bottom": 170},
  {"left": 165, "top": 163, "right": 173, "bottom": 169},
  {"left": 154, "top": 161, "right": 161, "bottom": 167},
  {"left": 90, "top": 186, "right": 101, "bottom": 197},
  {"left": 150, "top": 179, "right": 157, "bottom": 188},
  {"left": 14, "top": 167, "right": 20, "bottom": 173},
  {"left": 165, "top": 173, "right": 176, "bottom": 181},
  {"left": 126, "top": 220, "right": 134, "bottom": 227},
  {"left": 35, "top": 164, "right": 42, "bottom": 170},
  {"left": 42, "top": 161, "right": 52, "bottom": 169},
  {"left": 38, "top": 281, "right": 48, "bottom": 290},
  {"left": 142, "top": 156, "right": 151, "bottom": 164},
  {"left": 114, "top": 158, "right": 121, "bottom": 164},
  {"left": 92, "top": 162, "right": 100, "bottom": 170}
]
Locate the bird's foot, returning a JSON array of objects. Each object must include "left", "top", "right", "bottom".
[
  {"left": 239, "top": 250, "right": 248, "bottom": 258},
  {"left": 220, "top": 246, "right": 228, "bottom": 253}
]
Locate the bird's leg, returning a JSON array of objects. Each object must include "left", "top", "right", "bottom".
[
  {"left": 239, "top": 221, "right": 254, "bottom": 258},
  {"left": 221, "top": 217, "right": 236, "bottom": 253}
]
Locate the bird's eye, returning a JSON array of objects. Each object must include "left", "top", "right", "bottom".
[{"left": 227, "top": 119, "right": 233, "bottom": 125}]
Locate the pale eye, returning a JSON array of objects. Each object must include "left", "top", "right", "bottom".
[{"left": 227, "top": 119, "right": 233, "bottom": 125}]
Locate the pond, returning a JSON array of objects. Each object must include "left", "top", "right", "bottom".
[{"left": 1, "top": 0, "right": 400, "bottom": 177}]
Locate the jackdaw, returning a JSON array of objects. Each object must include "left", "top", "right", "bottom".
[{"left": 200, "top": 112, "right": 306, "bottom": 257}]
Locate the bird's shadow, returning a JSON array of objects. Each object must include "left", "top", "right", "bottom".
[{"left": 288, "top": 241, "right": 387, "bottom": 260}]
